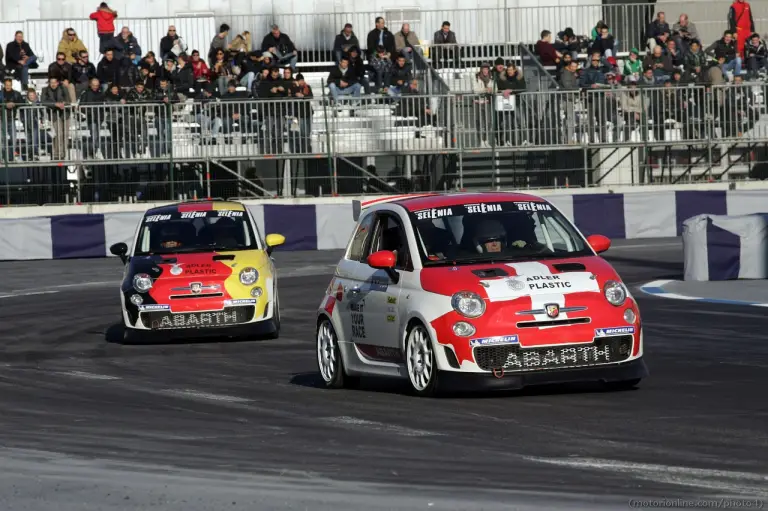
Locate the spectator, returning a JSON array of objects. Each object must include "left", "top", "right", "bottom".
[
  {"left": 472, "top": 63, "right": 493, "bottom": 148},
  {"left": 646, "top": 12, "right": 670, "bottom": 49},
  {"left": 230, "top": 32, "right": 252, "bottom": 53},
  {"left": 559, "top": 59, "right": 580, "bottom": 143},
  {"left": 152, "top": 76, "right": 177, "bottom": 157},
  {"left": 706, "top": 31, "right": 742, "bottom": 79},
  {"left": 555, "top": 28, "right": 580, "bottom": 59},
  {"left": 556, "top": 52, "right": 573, "bottom": 80},
  {"left": 237, "top": 51, "right": 262, "bottom": 92},
  {"left": 535, "top": 30, "right": 561, "bottom": 67},
  {"left": 190, "top": 50, "right": 211, "bottom": 85},
  {"left": 103, "top": 82, "right": 126, "bottom": 159},
  {"left": 21, "top": 88, "right": 44, "bottom": 160},
  {"left": 172, "top": 55, "right": 194, "bottom": 98},
  {"left": 209, "top": 24, "right": 230, "bottom": 67},
  {"left": 369, "top": 45, "right": 392, "bottom": 93},
  {"left": 78, "top": 77, "right": 105, "bottom": 158},
  {"left": 97, "top": 49, "right": 121, "bottom": 89},
  {"left": 126, "top": 80, "right": 152, "bottom": 157},
  {"left": 211, "top": 48, "right": 235, "bottom": 93},
  {"left": 113, "top": 26, "right": 141, "bottom": 64},
  {"left": 496, "top": 64, "right": 526, "bottom": 146},
  {"left": 73, "top": 50, "right": 97, "bottom": 97},
  {"left": 394, "top": 23, "right": 420, "bottom": 62},
  {"left": 559, "top": 59, "right": 580, "bottom": 89},
  {"left": 728, "top": 0, "right": 754, "bottom": 58},
  {"left": 345, "top": 47, "right": 369, "bottom": 93},
  {"left": 261, "top": 24, "right": 297, "bottom": 70},
  {"left": 683, "top": 40, "right": 707, "bottom": 82},
  {"left": 621, "top": 78, "right": 645, "bottom": 141},
  {"left": 326, "top": 55, "right": 361, "bottom": 104},
  {"left": 672, "top": 14, "right": 699, "bottom": 52},
  {"left": 492, "top": 57, "right": 506, "bottom": 80},
  {"left": 744, "top": 33, "right": 767, "bottom": 79},
  {"left": 0, "top": 77, "right": 23, "bottom": 159},
  {"left": 665, "top": 39, "right": 683, "bottom": 67},
  {"left": 652, "top": 31, "right": 671, "bottom": 53},
  {"left": 193, "top": 86, "right": 219, "bottom": 142},
  {"left": 117, "top": 49, "right": 140, "bottom": 90},
  {"left": 58, "top": 28, "right": 87, "bottom": 64},
  {"left": 386, "top": 54, "right": 412, "bottom": 98},
  {"left": 367, "top": 17, "right": 395, "bottom": 61},
  {"left": 90, "top": 2, "right": 118, "bottom": 54},
  {"left": 219, "top": 80, "right": 251, "bottom": 142},
  {"left": 160, "top": 26, "right": 187, "bottom": 61},
  {"left": 643, "top": 45, "right": 673, "bottom": 82},
  {"left": 334, "top": 23, "right": 359, "bottom": 64},
  {"left": 48, "top": 51, "right": 77, "bottom": 104},
  {"left": 289, "top": 73, "right": 313, "bottom": 153},
  {"left": 160, "top": 58, "right": 175, "bottom": 84},
  {"left": 6, "top": 31, "right": 38, "bottom": 90},
  {"left": 591, "top": 25, "right": 615, "bottom": 58},
  {"left": 41, "top": 77, "right": 70, "bottom": 160},
  {"left": 623, "top": 48, "right": 642, "bottom": 79},
  {"left": 432, "top": 21, "right": 457, "bottom": 69},
  {"left": 670, "top": 68, "right": 686, "bottom": 85},
  {"left": 640, "top": 66, "right": 656, "bottom": 86},
  {"left": 579, "top": 53, "right": 607, "bottom": 88},
  {"left": 258, "top": 69, "right": 288, "bottom": 153}
]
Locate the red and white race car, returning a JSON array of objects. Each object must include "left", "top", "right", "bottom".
[{"left": 316, "top": 192, "right": 648, "bottom": 396}]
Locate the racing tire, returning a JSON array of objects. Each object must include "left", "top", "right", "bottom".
[
  {"left": 405, "top": 322, "right": 440, "bottom": 397},
  {"left": 263, "top": 295, "right": 281, "bottom": 340},
  {"left": 316, "top": 318, "right": 358, "bottom": 389},
  {"left": 603, "top": 378, "right": 642, "bottom": 391}
]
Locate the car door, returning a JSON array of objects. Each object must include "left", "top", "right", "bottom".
[
  {"left": 355, "top": 211, "right": 409, "bottom": 350},
  {"left": 335, "top": 211, "right": 376, "bottom": 344}
]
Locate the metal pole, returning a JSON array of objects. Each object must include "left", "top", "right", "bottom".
[
  {"left": 321, "top": 85, "right": 335, "bottom": 195},
  {"left": 206, "top": 159, "right": 211, "bottom": 199},
  {"left": 167, "top": 101, "right": 174, "bottom": 200},
  {"left": 2, "top": 108, "right": 9, "bottom": 205}
]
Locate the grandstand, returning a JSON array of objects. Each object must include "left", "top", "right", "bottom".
[{"left": 1, "top": 2, "right": 767, "bottom": 205}]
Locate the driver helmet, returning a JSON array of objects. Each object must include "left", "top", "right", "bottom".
[{"left": 472, "top": 218, "right": 507, "bottom": 253}]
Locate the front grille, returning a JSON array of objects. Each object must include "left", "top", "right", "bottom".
[
  {"left": 170, "top": 293, "right": 224, "bottom": 299},
  {"left": 516, "top": 317, "right": 591, "bottom": 328},
  {"left": 473, "top": 335, "right": 633, "bottom": 372},
  {"left": 140, "top": 306, "right": 254, "bottom": 330}
]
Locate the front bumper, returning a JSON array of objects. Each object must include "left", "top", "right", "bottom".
[{"left": 438, "top": 356, "right": 648, "bottom": 392}]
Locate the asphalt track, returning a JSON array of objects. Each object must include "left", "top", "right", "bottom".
[{"left": 1, "top": 238, "right": 767, "bottom": 510}]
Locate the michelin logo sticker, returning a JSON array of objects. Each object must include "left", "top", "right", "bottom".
[
  {"left": 224, "top": 299, "right": 258, "bottom": 306},
  {"left": 595, "top": 326, "right": 635, "bottom": 337},
  {"left": 469, "top": 335, "right": 519, "bottom": 347},
  {"left": 138, "top": 304, "right": 171, "bottom": 311}
]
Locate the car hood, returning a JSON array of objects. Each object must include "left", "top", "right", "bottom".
[{"left": 419, "top": 256, "right": 621, "bottom": 299}]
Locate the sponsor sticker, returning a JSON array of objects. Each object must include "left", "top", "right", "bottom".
[
  {"left": 414, "top": 207, "right": 454, "bottom": 220},
  {"left": 224, "top": 299, "right": 258, "bottom": 306},
  {"left": 513, "top": 201, "right": 552, "bottom": 211},
  {"left": 464, "top": 203, "right": 502, "bottom": 214},
  {"left": 595, "top": 326, "right": 635, "bottom": 337},
  {"left": 138, "top": 304, "right": 171, "bottom": 311},
  {"left": 469, "top": 335, "right": 519, "bottom": 347},
  {"left": 217, "top": 210, "right": 243, "bottom": 217},
  {"left": 180, "top": 211, "right": 207, "bottom": 219},
  {"left": 144, "top": 214, "right": 172, "bottom": 222}
]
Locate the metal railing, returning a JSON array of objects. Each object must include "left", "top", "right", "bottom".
[
  {"left": 1, "top": 82, "right": 767, "bottom": 204},
  {"left": 4, "top": 3, "right": 768, "bottom": 70}
]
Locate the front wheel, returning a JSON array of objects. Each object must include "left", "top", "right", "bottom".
[
  {"left": 263, "top": 295, "right": 281, "bottom": 339},
  {"left": 405, "top": 323, "right": 440, "bottom": 397}
]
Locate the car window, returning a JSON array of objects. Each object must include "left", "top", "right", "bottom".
[
  {"left": 369, "top": 213, "right": 411, "bottom": 270},
  {"left": 346, "top": 212, "right": 375, "bottom": 262},
  {"left": 135, "top": 210, "right": 256, "bottom": 255}
]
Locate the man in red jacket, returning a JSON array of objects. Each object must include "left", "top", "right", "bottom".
[
  {"left": 728, "top": 0, "right": 754, "bottom": 57},
  {"left": 534, "top": 30, "right": 561, "bottom": 67},
  {"left": 90, "top": 2, "right": 118, "bottom": 55}
]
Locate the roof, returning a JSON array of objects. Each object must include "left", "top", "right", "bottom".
[
  {"left": 146, "top": 200, "right": 245, "bottom": 215},
  {"left": 393, "top": 192, "right": 547, "bottom": 212}
]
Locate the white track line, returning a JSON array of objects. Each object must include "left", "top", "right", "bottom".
[
  {"left": 159, "top": 389, "right": 252, "bottom": 403},
  {"left": 322, "top": 416, "right": 442, "bottom": 437}
]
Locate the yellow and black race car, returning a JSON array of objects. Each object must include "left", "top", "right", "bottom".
[{"left": 110, "top": 200, "right": 285, "bottom": 341}]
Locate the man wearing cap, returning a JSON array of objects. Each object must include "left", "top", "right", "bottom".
[
  {"left": 261, "top": 24, "right": 297, "bottom": 70},
  {"left": 432, "top": 21, "right": 457, "bottom": 69},
  {"left": 334, "top": 23, "right": 359, "bottom": 64}
]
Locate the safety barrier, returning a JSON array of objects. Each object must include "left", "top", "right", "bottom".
[{"left": 3, "top": 188, "right": 768, "bottom": 260}]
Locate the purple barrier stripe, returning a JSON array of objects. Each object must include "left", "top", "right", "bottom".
[
  {"left": 572, "top": 194, "right": 626, "bottom": 239},
  {"left": 50, "top": 214, "right": 106, "bottom": 259},
  {"left": 705, "top": 217, "right": 741, "bottom": 280},
  {"left": 263, "top": 205, "right": 317, "bottom": 251},
  {"left": 676, "top": 191, "right": 727, "bottom": 236}
]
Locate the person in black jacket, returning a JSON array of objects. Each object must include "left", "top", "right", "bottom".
[
  {"left": 345, "top": 47, "right": 370, "bottom": 93},
  {"left": 706, "top": 31, "right": 743, "bottom": 78},
  {"left": 97, "top": 49, "right": 121, "bottom": 90},
  {"left": 385, "top": 54, "right": 412, "bottom": 98},
  {"left": 327, "top": 56, "right": 361, "bottom": 104},
  {"left": 219, "top": 80, "right": 252, "bottom": 142},
  {"left": 139, "top": 52, "right": 161, "bottom": 89},
  {"left": 112, "top": 26, "right": 141, "bottom": 64},
  {"left": 6, "top": 31, "right": 38, "bottom": 89},
  {"left": 257, "top": 68, "right": 288, "bottom": 154},
  {"left": 0, "top": 77, "right": 24, "bottom": 160},
  {"left": 48, "top": 52, "right": 77, "bottom": 104},
  {"left": 103, "top": 82, "right": 126, "bottom": 158},
  {"left": 172, "top": 56, "right": 195, "bottom": 99},
  {"left": 73, "top": 50, "right": 97, "bottom": 97},
  {"left": 117, "top": 50, "right": 140, "bottom": 90},
  {"left": 432, "top": 21, "right": 457, "bottom": 69},
  {"left": 333, "top": 24, "right": 359, "bottom": 64},
  {"left": 261, "top": 25, "right": 297, "bottom": 70},
  {"left": 160, "top": 26, "right": 186, "bottom": 61},
  {"left": 289, "top": 73, "right": 313, "bottom": 153},
  {"left": 41, "top": 77, "right": 70, "bottom": 160},
  {"left": 126, "top": 80, "right": 152, "bottom": 157},
  {"left": 152, "top": 77, "right": 178, "bottom": 157},
  {"left": 366, "top": 17, "right": 395, "bottom": 61},
  {"left": 744, "top": 33, "right": 767, "bottom": 78},
  {"left": 78, "top": 77, "right": 105, "bottom": 158}
]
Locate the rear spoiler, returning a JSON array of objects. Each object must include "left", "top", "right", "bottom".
[{"left": 352, "top": 194, "right": 438, "bottom": 221}]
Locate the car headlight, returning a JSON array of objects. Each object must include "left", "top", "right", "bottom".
[
  {"left": 451, "top": 291, "right": 486, "bottom": 318},
  {"left": 604, "top": 280, "right": 627, "bottom": 306},
  {"left": 239, "top": 267, "right": 258, "bottom": 285},
  {"left": 133, "top": 273, "right": 153, "bottom": 293}
]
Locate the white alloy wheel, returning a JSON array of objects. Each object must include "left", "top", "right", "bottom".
[
  {"left": 406, "top": 324, "right": 439, "bottom": 396},
  {"left": 317, "top": 319, "right": 338, "bottom": 383}
]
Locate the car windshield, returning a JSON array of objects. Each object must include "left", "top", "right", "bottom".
[
  {"left": 134, "top": 210, "right": 258, "bottom": 255},
  {"left": 410, "top": 200, "right": 592, "bottom": 266}
]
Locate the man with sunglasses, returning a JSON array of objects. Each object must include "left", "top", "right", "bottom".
[
  {"left": 57, "top": 28, "right": 88, "bottom": 64},
  {"left": 160, "top": 25, "right": 186, "bottom": 61},
  {"left": 73, "top": 51, "right": 97, "bottom": 97},
  {"left": 48, "top": 52, "right": 77, "bottom": 103}
]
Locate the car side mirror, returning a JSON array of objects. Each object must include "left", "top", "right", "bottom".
[
  {"left": 265, "top": 233, "right": 285, "bottom": 255},
  {"left": 110, "top": 242, "right": 129, "bottom": 264},
  {"left": 367, "top": 250, "right": 399, "bottom": 284},
  {"left": 587, "top": 234, "right": 611, "bottom": 254}
]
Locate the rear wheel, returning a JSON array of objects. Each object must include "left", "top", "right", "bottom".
[
  {"left": 405, "top": 323, "right": 440, "bottom": 397},
  {"left": 316, "top": 318, "right": 357, "bottom": 388}
]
